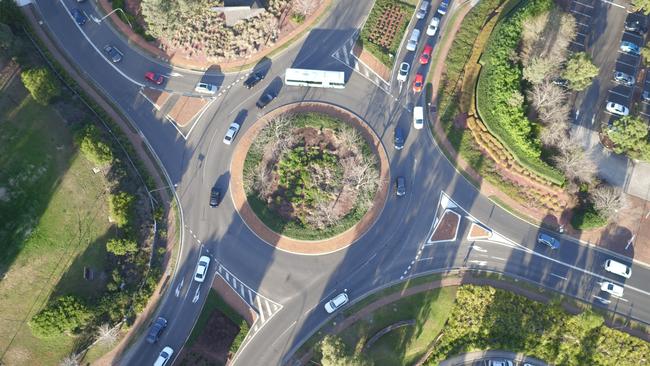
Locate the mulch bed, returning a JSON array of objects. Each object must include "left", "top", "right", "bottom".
[
  {"left": 166, "top": 96, "right": 209, "bottom": 127},
  {"left": 467, "top": 222, "right": 491, "bottom": 240},
  {"left": 177, "top": 310, "right": 239, "bottom": 366},
  {"left": 430, "top": 210, "right": 460, "bottom": 242}
]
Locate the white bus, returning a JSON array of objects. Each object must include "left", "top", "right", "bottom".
[{"left": 284, "top": 68, "right": 346, "bottom": 89}]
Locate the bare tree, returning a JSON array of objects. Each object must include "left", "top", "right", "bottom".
[
  {"left": 523, "top": 57, "right": 557, "bottom": 84},
  {"left": 292, "top": 0, "right": 319, "bottom": 16},
  {"left": 553, "top": 146, "right": 597, "bottom": 184},
  {"left": 540, "top": 121, "right": 569, "bottom": 147},
  {"left": 591, "top": 186, "right": 627, "bottom": 221},
  {"left": 337, "top": 126, "right": 362, "bottom": 152},
  {"left": 96, "top": 323, "right": 120, "bottom": 346},
  {"left": 59, "top": 354, "right": 80, "bottom": 366},
  {"left": 529, "top": 81, "right": 567, "bottom": 114}
]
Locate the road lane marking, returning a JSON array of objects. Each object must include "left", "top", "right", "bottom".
[
  {"left": 192, "top": 286, "right": 201, "bottom": 303},
  {"left": 550, "top": 273, "right": 568, "bottom": 281},
  {"left": 265, "top": 300, "right": 273, "bottom": 318},
  {"left": 570, "top": 9, "right": 592, "bottom": 18},
  {"left": 574, "top": 1, "right": 595, "bottom": 8},
  {"left": 490, "top": 256, "right": 506, "bottom": 261},
  {"left": 473, "top": 246, "right": 488, "bottom": 253},
  {"left": 608, "top": 89, "right": 631, "bottom": 98},
  {"left": 468, "top": 260, "right": 487, "bottom": 266},
  {"left": 599, "top": 0, "right": 626, "bottom": 9},
  {"left": 256, "top": 296, "right": 266, "bottom": 323}
]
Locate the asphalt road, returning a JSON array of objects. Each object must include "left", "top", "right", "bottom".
[{"left": 30, "top": 0, "right": 650, "bottom": 365}]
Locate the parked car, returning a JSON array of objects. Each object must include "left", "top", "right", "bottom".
[
  {"left": 103, "top": 45, "right": 122, "bottom": 63},
  {"left": 420, "top": 44, "right": 433, "bottom": 64},
  {"left": 620, "top": 41, "right": 641, "bottom": 55},
  {"left": 643, "top": 90, "right": 650, "bottom": 102},
  {"left": 397, "top": 62, "right": 410, "bottom": 82},
  {"left": 145, "top": 71, "right": 164, "bottom": 85},
  {"left": 406, "top": 28, "right": 421, "bottom": 51},
  {"left": 71, "top": 8, "right": 86, "bottom": 26},
  {"left": 604, "top": 259, "right": 631, "bottom": 279},
  {"left": 605, "top": 102, "right": 629, "bottom": 116},
  {"left": 195, "top": 82, "right": 217, "bottom": 94},
  {"left": 256, "top": 91, "right": 276, "bottom": 109},
  {"left": 437, "top": 0, "right": 449, "bottom": 15},
  {"left": 416, "top": 1, "right": 429, "bottom": 19},
  {"left": 223, "top": 122, "right": 240, "bottom": 145},
  {"left": 601, "top": 281, "right": 624, "bottom": 297},
  {"left": 194, "top": 255, "right": 211, "bottom": 282},
  {"left": 324, "top": 293, "right": 348, "bottom": 313},
  {"left": 154, "top": 346, "right": 174, "bottom": 366},
  {"left": 394, "top": 127, "right": 405, "bottom": 150},
  {"left": 413, "top": 106, "right": 424, "bottom": 129},
  {"left": 537, "top": 232, "right": 560, "bottom": 249},
  {"left": 488, "top": 360, "right": 514, "bottom": 366},
  {"left": 244, "top": 72, "right": 264, "bottom": 88},
  {"left": 427, "top": 16, "right": 440, "bottom": 36},
  {"left": 552, "top": 78, "right": 569, "bottom": 87},
  {"left": 146, "top": 317, "right": 168, "bottom": 344},
  {"left": 412, "top": 73, "right": 424, "bottom": 92},
  {"left": 395, "top": 176, "right": 406, "bottom": 196},
  {"left": 614, "top": 71, "right": 635, "bottom": 86},
  {"left": 209, "top": 187, "right": 221, "bottom": 207},
  {"left": 625, "top": 20, "right": 646, "bottom": 35}
]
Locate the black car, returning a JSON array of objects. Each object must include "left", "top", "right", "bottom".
[
  {"left": 244, "top": 72, "right": 264, "bottom": 89},
  {"left": 71, "top": 8, "right": 86, "bottom": 26},
  {"left": 256, "top": 92, "right": 276, "bottom": 109},
  {"left": 395, "top": 176, "right": 406, "bottom": 197},
  {"left": 643, "top": 90, "right": 650, "bottom": 102},
  {"left": 394, "top": 127, "right": 405, "bottom": 150},
  {"left": 209, "top": 187, "right": 221, "bottom": 207},
  {"left": 552, "top": 78, "right": 568, "bottom": 88},
  {"left": 145, "top": 317, "right": 168, "bottom": 344},
  {"left": 103, "top": 45, "right": 123, "bottom": 63},
  {"left": 625, "top": 20, "right": 646, "bottom": 35}
]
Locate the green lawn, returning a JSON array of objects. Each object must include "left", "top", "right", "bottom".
[
  {"left": 337, "top": 286, "right": 457, "bottom": 365},
  {"left": 0, "top": 79, "right": 113, "bottom": 365}
]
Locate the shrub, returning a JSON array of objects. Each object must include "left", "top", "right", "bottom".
[
  {"left": 106, "top": 238, "right": 138, "bottom": 256},
  {"left": 359, "top": 0, "right": 415, "bottom": 67},
  {"left": 571, "top": 203, "right": 607, "bottom": 230},
  {"left": 109, "top": 192, "right": 134, "bottom": 228},
  {"left": 230, "top": 320, "right": 249, "bottom": 355},
  {"left": 20, "top": 67, "right": 60, "bottom": 105},
  {"left": 30, "top": 296, "right": 92, "bottom": 337},
  {"left": 76, "top": 124, "right": 114, "bottom": 166}
]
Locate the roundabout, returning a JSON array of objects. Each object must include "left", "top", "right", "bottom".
[{"left": 230, "top": 102, "right": 390, "bottom": 254}]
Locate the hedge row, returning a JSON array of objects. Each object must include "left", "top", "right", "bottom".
[{"left": 475, "top": 0, "right": 565, "bottom": 186}]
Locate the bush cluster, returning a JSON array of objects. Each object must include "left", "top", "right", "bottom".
[
  {"left": 476, "top": 0, "right": 565, "bottom": 185},
  {"left": 29, "top": 296, "right": 92, "bottom": 337},
  {"left": 76, "top": 124, "right": 114, "bottom": 166},
  {"left": 20, "top": 67, "right": 60, "bottom": 105}
]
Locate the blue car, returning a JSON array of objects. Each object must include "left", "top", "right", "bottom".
[
  {"left": 620, "top": 41, "right": 640, "bottom": 55},
  {"left": 146, "top": 317, "right": 168, "bottom": 344},
  {"left": 437, "top": 0, "right": 450, "bottom": 15},
  {"left": 71, "top": 8, "right": 86, "bottom": 26},
  {"left": 537, "top": 233, "right": 560, "bottom": 249}
]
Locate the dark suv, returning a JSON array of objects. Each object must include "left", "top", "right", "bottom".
[
  {"left": 395, "top": 176, "right": 406, "bottom": 197},
  {"left": 209, "top": 187, "right": 221, "bottom": 207},
  {"left": 625, "top": 20, "right": 646, "bottom": 35},
  {"left": 244, "top": 72, "right": 264, "bottom": 89},
  {"left": 394, "top": 127, "right": 405, "bottom": 150},
  {"left": 537, "top": 232, "right": 560, "bottom": 249},
  {"left": 146, "top": 317, "right": 168, "bottom": 344},
  {"left": 103, "top": 45, "right": 123, "bottom": 63}
]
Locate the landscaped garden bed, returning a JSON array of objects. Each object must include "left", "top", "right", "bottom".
[
  {"left": 243, "top": 112, "right": 380, "bottom": 240},
  {"left": 467, "top": 222, "right": 492, "bottom": 240},
  {"left": 359, "top": 0, "right": 416, "bottom": 68},
  {"left": 430, "top": 209, "right": 461, "bottom": 242}
]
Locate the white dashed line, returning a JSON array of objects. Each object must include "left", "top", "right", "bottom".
[{"left": 550, "top": 273, "right": 568, "bottom": 281}]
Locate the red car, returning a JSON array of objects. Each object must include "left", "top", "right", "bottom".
[
  {"left": 144, "top": 71, "right": 164, "bottom": 85},
  {"left": 419, "top": 45, "right": 433, "bottom": 64},
  {"left": 413, "top": 73, "right": 423, "bottom": 93}
]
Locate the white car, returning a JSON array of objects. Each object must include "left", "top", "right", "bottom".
[
  {"left": 489, "top": 361, "right": 513, "bottom": 366},
  {"left": 397, "top": 62, "right": 410, "bottom": 82},
  {"left": 604, "top": 259, "right": 631, "bottom": 279},
  {"left": 194, "top": 255, "right": 211, "bottom": 283},
  {"left": 195, "top": 82, "right": 217, "bottom": 94},
  {"left": 605, "top": 102, "right": 629, "bottom": 116},
  {"left": 413, "top": 106, "right": 424, "bottom": 129},
  {"left": 426, "top": 16, "right": 440, "bottom": 36},
  {"left": 324, "top": 292, "right": 349, "bottom": 313},
  {"left": 223, "top": 122, "right": 240, "bottom": 145},
  {"left": 601, "top": 281, "right": 624, "bottom": 297},
  {"left": 406, "top": 28, "right": 421, "bottom": 51},
  {"left": 153, "top": 346, "right": 173, "bottom": 366},
  {"left": 416, "top": 1, "right": 429, "bottom": 19},
  {"left": 613, "top": 71, "right": 635, "bottom": 86}
]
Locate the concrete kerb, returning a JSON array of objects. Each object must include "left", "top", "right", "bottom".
[{"left": 229, "top": 101, "right": 391, "bottom": 255}]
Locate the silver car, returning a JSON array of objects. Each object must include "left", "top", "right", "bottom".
[
  {"left": 195, "top": 82, "right": 217, "bottom": 94},
  {"left": 614, "top": 71, "right": 635, "bottom": 86},
  {"left": 223, "top": 123, "right": 240, "bottom": 145}
]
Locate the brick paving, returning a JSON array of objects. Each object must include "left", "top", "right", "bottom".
[{"left": 230, "top": 102, "right": 390, "bottom": 255}]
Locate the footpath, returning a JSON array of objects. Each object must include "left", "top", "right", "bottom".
[
  {"left": 295, "top": 273, "right": 650, "bottom": 365},
  {"left": 22, "top": 5, "right": 180, "bottom": 366}
]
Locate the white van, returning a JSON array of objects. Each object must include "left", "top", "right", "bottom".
[
  {"left": 416, "top": 1, "right": 429, "bottom": 19},
  {"left": 413, "top": 106, "right": 424, "bottom": 129},
  {"left": 604, "top": 259, "right": 631, "bottom": 279},
  {"left": 406, "top": 28, "right": 421, "bottom": 51}
]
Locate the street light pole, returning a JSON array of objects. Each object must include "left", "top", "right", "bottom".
[{"left": 90, "top": 8, "right": 132, "bottom": 28}]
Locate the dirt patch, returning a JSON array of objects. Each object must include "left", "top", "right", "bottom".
[
  {"left": 166, "top": 96, "right": 209, "bottom": 128},
  {"left": 467, "top": 222, "right": 491, "bottom": 240},
  {"left": 178, "top": 310, "right": 239, "bottom": 366},
  {"left": 430, "top": 210, "right": 461, "bottom": 242},
  {"left": 141, "top": 88, "right": 171, "bottom": 110}
]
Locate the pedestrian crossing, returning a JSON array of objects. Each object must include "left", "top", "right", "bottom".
[
  {"left": 215, "top": 263, "right": 282, "bottom": 333},
  {"left": 331, "top": 34, "right": 391, "bottom": 92}
]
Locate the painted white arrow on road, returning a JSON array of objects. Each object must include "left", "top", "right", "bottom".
[
  {"left": 192, "top": 286, "right": 201, "bottom": 303},
  {"left": 468, "top": 260, "right": 488, "bottom": 266},
  {"left": 175, "top": 278, "right": 184, "bottom": 297},
  {"left": 473, "top": 245, "right": 488, "bottom": 253},
  {"left": 168, "top": 72, "right": 183, "bottom": 77}
]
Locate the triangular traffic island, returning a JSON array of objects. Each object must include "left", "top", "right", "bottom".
[
  {"left": 429, "top": 209, "right": 461, "bottom": 243},
  {"left": 140, "top": 87, "right": 172, "bottom": 110},
  {"left": 467, "top": 222, "right": 492, "bottom": 241},
  {"left": 167, "top": 96, "right": 211, "bottom": 128}
]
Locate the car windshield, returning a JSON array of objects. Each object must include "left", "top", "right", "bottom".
[{"left": 161, "top": 351, "right": 169, "bottom": 358}]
